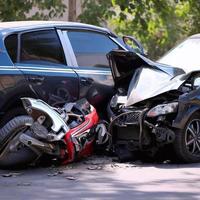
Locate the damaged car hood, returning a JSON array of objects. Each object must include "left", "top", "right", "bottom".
[
  {"left": 125, "top": 70, "right": 200, "bottom": 107},
  {"left": 108, "top": 50, "right": 200, "bottom": 107},
  {"left": 125, "top": 68, "right": 184, "bottom": 106}
]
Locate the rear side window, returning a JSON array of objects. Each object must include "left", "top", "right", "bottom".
[
  {"left": 5, "top": 34, "right": 18, "bottom": 63},
  {"left": 67, "top": 31, "right": 120, "bottom": 67},
  {"left": 20, "top": 30, "right": 65, "bottom": 65}
]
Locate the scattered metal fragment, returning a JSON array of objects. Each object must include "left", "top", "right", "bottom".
[
  {"left": 163, "top": 160, "right": 171, "bottom": 164},
  {"left": 2, "top": 173, "right": 13, "bottom": 177},
  {"left": 87, "top": 165, "right": 102, "bottom": 170},
  {"left": 47, "top": 170, "right": 64, "bottom": 177},
  {"left": 17, "top": 182, "right": 31, "bottom": 186},
  {"left": 65, "top": 176, "right": 76, "bottom": 180},
  {"left": 1, "top": 172, "right": 21, "bottom": 177}
]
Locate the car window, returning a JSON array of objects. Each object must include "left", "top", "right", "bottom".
[
  {"left": 67, "top": 31, "right": 120, "bottom": 67},
  {"left": 20, "top": 30, "right": 65, "bottom": 66},
  {"left": 5, "top": 34, "right": 18, "bottom": 63}
]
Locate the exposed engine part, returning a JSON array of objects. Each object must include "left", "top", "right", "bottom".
[
  {"left": 95, "top": 123, "right": 109, "bottom": 145},
  {"left": 138, "top": 108, "right": 149, "bottom": 150},
  {"left": 37, "top": 115, "right": 46, "bottom": 124},
  {"left": 108, "top": 110, "right": 138, "bottom": 150},
  {"left": 31, "top": 122, "right": 48, "bottom": 140},
  {"left": 152, "top": 127, "right": 175, "bottom": 144},
  {"left": 63, "top": 102, "right": 76, "bottom": 113}
]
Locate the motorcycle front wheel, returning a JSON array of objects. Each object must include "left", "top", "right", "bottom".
[{"left": 0, "top": 116, "right": 38, "bottom": 168}]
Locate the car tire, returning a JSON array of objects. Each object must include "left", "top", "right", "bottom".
[
  {"left": 0, "top": 116, "right": 37, "bottom": 168},
  {"left": 173, "top": 113, "right": 200, "bottom": 163}
]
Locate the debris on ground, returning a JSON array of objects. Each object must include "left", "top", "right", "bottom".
[
  {"left": 47, "top": 170, "right": 64, "bottom": 177},
  {"left": 65, "top": 176, "right": 76, "bottom": 180},
  {"left": 1, "top": 172, "right": 22, "bottom": 178},
  {"left": 17, "top": 182, "right": 32, "bottom": 186},
  {"left": 87, "top": 165, "right": 103, "bottom": 170}
]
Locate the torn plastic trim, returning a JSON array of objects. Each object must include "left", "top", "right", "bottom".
[{"left": 21, "top": 98, "right": 70, "bottom": 134}]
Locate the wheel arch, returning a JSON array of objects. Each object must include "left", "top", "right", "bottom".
[
  {"left": 0, "top": 92, "right": 37, "bottom": 127},
  {"left": 2, "top": 93, "right": 36, "bottom": 113},
  {"left": 172, "top": 105, "right": 200, "bottom": 129}
]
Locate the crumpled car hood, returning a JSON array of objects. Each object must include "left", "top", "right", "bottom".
[
  {"left": 108, "top": 50, "right": 200, "bottom": 107},
  {"left": 124, "top": 70, "right": 200, "bottom": 107},
  {"left": 125, "top": 67, "right": 185, "bottom": 106}
]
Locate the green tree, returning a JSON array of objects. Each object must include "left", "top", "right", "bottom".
[
  {"left": 184, "top": 0, "right": 200, "bottom": 35},
  {"left": 79, "top": 0, "right": 199, "bottom": 59},
  {"left": 0, "top": 0, "right": 66, "bottom": 21}
]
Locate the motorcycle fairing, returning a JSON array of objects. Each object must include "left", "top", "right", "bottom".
[{"left": 21, "top": 98, "right": 69, "bottom": 134}]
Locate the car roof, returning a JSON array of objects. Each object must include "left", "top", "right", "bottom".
[
  {"left": 0, "top": 21, "right": 115, "bottom": 36},
  {"left": 189, "top": 33, "right": 200, "bottom": 39}
]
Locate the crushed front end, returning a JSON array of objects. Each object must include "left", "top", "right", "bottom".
[{"left": 107, "top": 92, "right": 180, "bottom": 160}]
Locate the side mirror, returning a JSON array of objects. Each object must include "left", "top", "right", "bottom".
[
  {"left": 122, "top": 35, "right": 147, "bottom": 56},
  {"left": 194, "top": 77, "right": 200, "bottom": 89}
]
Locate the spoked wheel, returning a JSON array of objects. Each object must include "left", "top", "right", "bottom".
[
  {"left": 0, "top": 116, "right": 38, "bottom": 168},
  {"left": 185, "top": 119, "right": 200, "bottom": 155},
  {"left": 174, "top": 113, "right": 200, "bottom": 163}
]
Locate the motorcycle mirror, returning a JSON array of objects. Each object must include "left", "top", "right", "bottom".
[{"left": 122, "top": 35, "right": 147, "bottom": 56}]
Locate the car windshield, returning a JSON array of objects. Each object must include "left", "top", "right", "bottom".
[{"left": 158, "top": 37, "right": 200, "bottom": 73}]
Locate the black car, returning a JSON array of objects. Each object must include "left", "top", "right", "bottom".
[
  {"left": 107, "top": 50, "right": 200, "bottom": 163},
  {"left": 0, "top": 21, "right": 183, "bottom": 126}
]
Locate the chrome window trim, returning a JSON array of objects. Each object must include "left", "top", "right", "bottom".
[
  {"left": 109, "top": 36, "right": 128, "bottom": 51},
  {"left": 56, "top": 26, "right": 115, "bottom": 36},
  {"left": 57, "top": 29, "right": 73, "bottom": 66},
  {"left": 17, "top": 28, "right": 67, "bottom": 66},
  {"left": 62, "top": 30, "right": 78, "bottom": 67},
  {"left": 59, "top": 29, "right": 128, "bottom": 68}
]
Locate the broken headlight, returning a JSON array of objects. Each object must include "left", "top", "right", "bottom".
[{"left": 146, "top": 102, "right": 178, "bottom": 117}]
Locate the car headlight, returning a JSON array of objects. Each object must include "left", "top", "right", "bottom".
[{"left": 147, "top": 102, "right": 178, "bottom": 117}]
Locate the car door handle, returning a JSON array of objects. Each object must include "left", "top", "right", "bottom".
[{"left": 28, "top": 76, "right": 45, "bottom": 83}]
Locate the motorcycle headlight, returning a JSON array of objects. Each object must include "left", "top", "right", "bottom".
[{"left": 147, "top": 102, "right": 178, "bottom": 117}]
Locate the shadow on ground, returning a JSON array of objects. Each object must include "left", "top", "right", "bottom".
[{"left": 0, "top": 155, "right": 200, "bottom": 200}]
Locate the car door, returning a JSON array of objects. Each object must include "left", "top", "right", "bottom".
[
  {"left": 15, "top": 29, "right": 79, "bottom": 106},
  {"left": 63, "top": 29, "right": 123, "bottom": 109}
]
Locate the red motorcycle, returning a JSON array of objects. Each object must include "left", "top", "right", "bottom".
[{"left": 0, "top": 98, "right": 108, "bottom": 168}]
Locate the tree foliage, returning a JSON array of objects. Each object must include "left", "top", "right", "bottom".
[
  {"left": 0, "top": 0, "right": 66, "bottom": 21},
  {"left": 79, "top": 0, "right": 200, "bottom": 59}
]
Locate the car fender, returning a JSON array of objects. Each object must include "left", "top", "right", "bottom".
[{"left": 172, "top": 104, "right": 200, "bottom": 129}]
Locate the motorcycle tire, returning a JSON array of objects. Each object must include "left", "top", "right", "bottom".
[
  {"left": 173, "top": 113, "right": 200, "bottom": 163},
  {"left": 0, "top": 116, "right": 38, "bottom": 168}
]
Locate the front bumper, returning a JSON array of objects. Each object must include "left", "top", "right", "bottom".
[{"left": 108, "top": 105, "right": 175, "bottom": 151}]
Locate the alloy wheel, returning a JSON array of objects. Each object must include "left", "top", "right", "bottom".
[{"left": 185, "top": 119, "right": 200, "bottom": 155}]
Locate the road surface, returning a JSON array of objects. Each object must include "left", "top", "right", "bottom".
[{"left": 0, "top": 156, "right": 200, "bottom": 200}]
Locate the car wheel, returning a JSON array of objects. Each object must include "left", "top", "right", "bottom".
[
  {"left": 0, "top": 116, "right": 37, "bottom": 168},
  {"left": 173, "top": 113, "right": 200, "bottom": 163}
]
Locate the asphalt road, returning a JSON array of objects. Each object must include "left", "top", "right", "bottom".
[{"left": 0, "top": 156, "right": 200, "bottom": 200}]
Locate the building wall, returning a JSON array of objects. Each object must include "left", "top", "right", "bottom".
[{"left": 29, "top": 0, "right": 83, "bottom": 21}]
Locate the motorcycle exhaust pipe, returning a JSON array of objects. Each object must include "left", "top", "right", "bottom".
[{"left": 19, "top": 134, "right": 55, "bottom": 155}]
